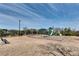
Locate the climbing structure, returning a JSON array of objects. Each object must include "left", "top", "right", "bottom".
[{"left": 48, "top": 28, "right": 62, "bottom": 36}]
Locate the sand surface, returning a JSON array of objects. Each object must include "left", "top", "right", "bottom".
[{"left": 0, "top": 35, "right": 79, "bottom": 56}]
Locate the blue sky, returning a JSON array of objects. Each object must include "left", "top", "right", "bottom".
[{"left": 0, "top": 3, "right": 79, "bottom": 30}]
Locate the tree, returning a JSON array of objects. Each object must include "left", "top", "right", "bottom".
[
  {"left": 30, "top": 29, "right": 37, "bottom": 34},
  {"left": 38, "top": 28, "right": 48, "bottom": 34},
  {"left": 61, "top": 28, "right": 73, "bottom": 36},
  {"left": 23, "top": 27, "right": 27, "bottom": 35},
  {"left": 0, "top": 29, "right": 8, "bottom": 37},
  {"left": 8, "top": 30, "right": 18, "bottom": 36},
  {"left": 0, "top": 29, "right": 4, "bottom": 37},
  {"left": 75, "top": 31, "right": 79, "bottom": 36}
]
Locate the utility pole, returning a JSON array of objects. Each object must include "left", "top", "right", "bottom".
[{"left": 19, "top": 20, "right": 21, "bottom": 36}]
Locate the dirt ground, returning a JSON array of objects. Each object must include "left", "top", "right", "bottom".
[{"left": 0, "top": 35, "right": 79, "bottom": 56}]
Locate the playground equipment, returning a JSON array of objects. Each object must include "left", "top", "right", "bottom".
[{"left": 48, "top": 28, "right": 62, "bottom": 36}]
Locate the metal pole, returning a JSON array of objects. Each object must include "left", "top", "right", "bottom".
[{"left": 19, "top": 20, "right": 21, "bottom": 36}]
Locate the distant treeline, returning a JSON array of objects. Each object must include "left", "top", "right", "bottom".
[{"left": 0, "top": 27, "right": 79, "bottom": 37}]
